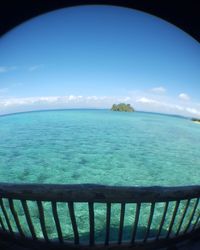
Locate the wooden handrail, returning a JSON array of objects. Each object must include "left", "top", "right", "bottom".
[
  {"left": 0, "top": 183, "right": 200, "bottom": 202},
  {"left": 0, "top": 183, "right": 200, "bottom": 249}
]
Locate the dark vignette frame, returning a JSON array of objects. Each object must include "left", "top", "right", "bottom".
[
  {"left": 0, "top": 1, "right": 200, "bottom": 249},
  {"left": 0, "top": 0, "right": 200, "bottom": 43}
]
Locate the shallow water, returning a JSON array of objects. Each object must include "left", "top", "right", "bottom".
[
  {"left": 0, "top": 109, "right": 200, "bottom": 186},
  {"left": 0, "top": 110, "right": 200, "bottom": 241}
]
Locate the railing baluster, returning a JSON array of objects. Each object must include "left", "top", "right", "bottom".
[
  {"left": 0, "top": 214, "right": 6, "bottom": 231},
  {"left": 166, "top": 200, "right": 180, "bottom": 238},
  {"left": 192, "top": 211, "right": 200, "bottom": 231},
  {"left": 176, "top": 199, "right": 190, "bottom": 236},
  {"left": 131, "top": 202, "right": 141, "bottom": 244},
  {"left": 118, "top": 203, "right": 125, "bottom": 245},
  {"left": 21, "top": 200, "right": 37, "bottom": 240},
  {"left": 88, "top": 202, "right": 95, "bottom": 246},
  {"left": 52, "top": 202, "right": 63, "bottom": 243},
  {"left": 0, "top": 199, "right": 13, "bottom": 235},
  {"left": 156, "top": 201, "right": 169, "bottom": 240},
  {"left": 37, "top": 201, "right": 49, "bottom": 242},
  {"left": 8, "top": 199, "right": 25, "bottom": 238},
  {"left": 0, "top": 183, "right": 199, "bottom": 248},
  {"left": 105, "top": 202, "right": 111, "bottom": 246},
  {"left": 184, "top": 198, "right": 199, "bottom": 233},
  {"left": 68, "top": 202, "right": 79, "bottom": 245},
  {"left": 144, "top": 202, "right": 155, "bottom": 242}
]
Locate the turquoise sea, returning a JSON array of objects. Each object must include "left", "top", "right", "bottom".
[
  {"left": 0, "top": 109, "right": 200, "bottom": 186},
  {"left": 0, "top": 109, "right": 200, "bottom": 242}
]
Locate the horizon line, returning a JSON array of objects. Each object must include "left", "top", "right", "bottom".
[{"left": 0, "top": 108, "right": 191, "bottom": 120}]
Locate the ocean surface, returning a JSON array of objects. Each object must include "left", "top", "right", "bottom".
[
  {"left": 0, "top": 109, "right": 200, "bottom": 241},
  {"left": 0, "top": 109, "right": 200, "bottom": 186}
]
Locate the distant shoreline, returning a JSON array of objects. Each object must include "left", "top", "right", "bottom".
[
  {"left": 193, "top": 121, "right": 200, "bottom": 124},
  {"left": 191, "top": 118, "right": 200, "bottom": 124}
]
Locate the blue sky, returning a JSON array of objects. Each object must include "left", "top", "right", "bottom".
[{"left": 0, "top": 5, "right": 200, "bottom": 117}]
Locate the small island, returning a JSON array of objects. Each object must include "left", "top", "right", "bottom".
[
  {"left": 111, "top": 103, "right": 134, "bottom": 112},
  {"left": 191, "top": 118, "right": 200, "bottom": 124}
]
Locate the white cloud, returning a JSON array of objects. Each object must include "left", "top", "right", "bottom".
[
  {"left": 28, "top": 65, "right": 43, "bottom": 72},
  {"left": 134, "top": 96, "right": 200, "bottom": 118},
  {"left": 136, "top": 97, "right": 159, "bottom": 105},
  {"left": 178, "top": 93, "right": 190, "bottom": 101},
  {"left": 185, "top": 107, "right": 200, "bottom": 116},
  {"left": 136, "top": 97, "right": 175, "bottom": 110},
  {"left": 124, "top": 96, "right": 131, "bottom": 102},
  {"left": 150, "top": 86, "right": 166, "bottom": 94},
  {"left": 1, "top": 94, "right": 200, "bottom": 118},
  {"left": 0, "top": 88, "right": 8, "bottom": 94},
  {"left": 0, "top": 95, "right": 132, "bottom": 110},
  {"left": 0, "top": 66, "right": 17, "bottom": 73},
  {"left": 174, "top": 105, "right": 184, "bottom": 111},
  {"left": 0, "top": 67, "right": 7, "bottom": 73}
]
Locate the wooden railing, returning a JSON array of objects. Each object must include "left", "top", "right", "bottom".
[{"left": 0, "top": 183, "right": 200, "bottom": 249}]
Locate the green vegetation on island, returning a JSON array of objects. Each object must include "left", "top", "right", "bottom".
[
  {"left": 191, "top": 118, "right": 200, "bottom": 124},
  {"left": 111, "top": 103, "right": 134, "bottom": 112}
]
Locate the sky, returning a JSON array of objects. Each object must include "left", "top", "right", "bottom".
[{"left": 0, "top": 5, "right": 200, "bottom": 117}]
